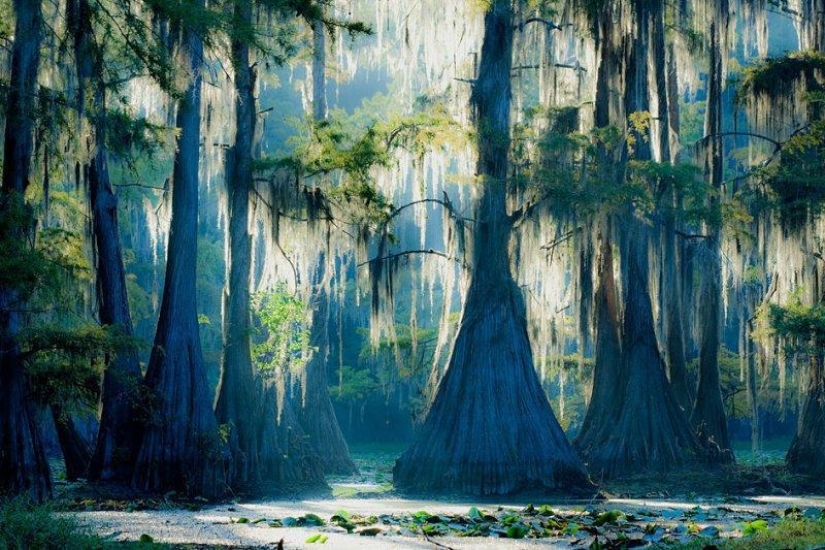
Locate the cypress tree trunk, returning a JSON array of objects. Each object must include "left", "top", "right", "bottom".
[
  {"left": 0, "top": 0, "right": 51, "bottom": 502},
  {"left": 575, "top": 223, "right": 622, "bottom": 455},
  {"left": 88, "top": 130, "right": 144, "bottom": 482},
  {"left": 589, "top": 219, "right": 698, "bottom": 478},
  {"left": 50, "top": 404, "right": 92, "bottom": 481},
  {"left": 298, "top": 282, "right": 358, "bottom": 475},
  {"left": 295, "top": 4, "right": 357, "bottom": 477},
  {"left": 662, "top": 202, "right": 692, "bottom": 413},
  {"left": 577, "top": 0, "right": 700, "bottom": 478},
  {"left": 67, "top": 0, "right": 144, "bottom": 483},
  {"left": 691, "top": 14, "right": 733, "bottom": 462},
  {"left": 652, "top": 2, "right": 690, "bottom": 413},
  {"left": 258, "top": 380, "right": 326, "bottom": 494},
  {"left": 131, "top": 15, "right": 226, "bottom": 499},
  {"left": 215, "top": 0, "right": 261, "bottom": 493},
  {"left": 394, "top": 1, "right": 591, "bottom": 496},
  {"left": 786, "top": 352, "right": 825, "bottom": 476}
]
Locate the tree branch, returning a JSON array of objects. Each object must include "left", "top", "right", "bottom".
[
  {"left": 357, "top": 249, "right": 465, "bottom": 268},
  {"left": 517, "top": 18, "right": 571, "bottom": 31}
]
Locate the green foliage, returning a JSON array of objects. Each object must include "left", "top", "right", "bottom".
[
  {"left": 252, "top": 285, "right": 311, "bottom": 372},
  {"left": 0, "top": 193, "right": 92, "bottom": 310},
  {"left": 0, "top": 0, "right": 12, "bottom": 44},
  {"left": 264, "top": 99, "right": 463, "bottom": 232},
  {"left": 738, "top": 50, "right": 825, "bottom": 104},
  {"left": 757, "top": 119, "right": 825, "bottom": 225},
  {"left": 769, "top": 297, "right": 825, "bottom": 346},
  {"left": 21, "top": 324, "right": 141, "bottom": 410},
  {"left": 105, "top": 109, "right": 168, "bottom": 163},
  {"left": 0, "top": 497, "right": 102, "bottom": 549}
]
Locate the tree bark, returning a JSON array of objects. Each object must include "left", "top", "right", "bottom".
[
  {"left": 258, "top": 379, "right": 326, "bottom": 495},
  {"left": 786, "top": 351, "right": 825, "bottom": 476},
  {"left": 298, "top": 282, "right": 358, "bottom": 475},
  {"left": 576, "top": 0, "right": 701, "bottom": 478},
  {"left": 296, "top": 2, "right": 357, "bottom": 477},
  {"left": 575, "top": 221, "right": 623, "bottom": 454},
  {"left": 131, "top": 15, "right": 226, "bottom": 499},
  {"left": 394, "top": 1, "right": 591, "bottom": 497},
  {"left": 691, "top": 14, "right": 733, "bottom": 462},
  {"left": 67, "top": 0, "right": 144, "bottom": 483},
  {"left": 0, "top": 0, "right": 52, "bottom": 502},
  {"left": 51, "top": 404, "right": 92, "bottom": 481},
  {"left": 215, "top": 0, "right": 261, "bottom": 494}
]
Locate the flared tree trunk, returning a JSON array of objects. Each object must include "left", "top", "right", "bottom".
[
  {"left": 575, "top": 222, "right": 623, "bottom": 458},
  {"left": 88, "top": 132, "right": 144, "bottom": 482},
  {"left": 786, "top": 353, "right": 825, "bottom": 476},
  {"left": 586, "top": 220, "right": 699, "bottom": 478},
  {"left": 691, "top": 14, "right": 733, "bottom": 461},
  {"left": 662, "top": 203, "right": 693, "bottom": 413},
  {"left": 652, "top": 0, "right": 691, "bottom": 413},
  {"left": 51, "top": 404, "right": 92, "bottom": 481},
  {"left": 214, "top": 0, "right": 262, "bottom": 494},
  {"left": 394, "top": 1, "right": 591, "bottom": 497},
  {"left": 258, "top": 380, "right": 326, "bottom": 494},
  {"left": 295, "top": 5, "right": 357, "bottom": 477},
  {"left": 299, "top": 283, "right": 358, "bottom": 475},
  {"left": 0, "top": 0, "right": 51, "bottom": 502},
  {"left": 67, "top": 0, "right": 144, "bottom": 483},
  {"left": 132, "top": 18, "right": 226, "bottom": 499},
  {"left": 577, "top": 0, "right": 700, "bottom": 478}
]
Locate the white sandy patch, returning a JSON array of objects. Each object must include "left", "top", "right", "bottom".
[{"left": 71, "top": 495, "right": 825, "bottom": 549}]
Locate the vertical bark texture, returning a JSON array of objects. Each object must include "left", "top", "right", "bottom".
[
  {"left": 68, "top": 0, "right": 144, "bottom": 483},
  {"left": 786, "top": 354, "right": 825, "bottom": 476},
  {"left": 691, "top": 11, "right": 733, "bottom": 462},
  {"left": 0, "top": 0, "right": 52, "bottom": 502},
  {"left": 297, "top": 2, "right": 357, "bottom": 477},
  {"left": 394, "top": 1, "right": 591, "bottom": 497},
  {"left": 299, "top": 282, "right": 358, "bottom": 475},
  {"left": 577, "top": 0, "right": 700, "bottom": 478},
  {"left": 575, "top": 224, "right": 622, "bottom": 451},
  {"left": 215, "top": 0, "right": 260, "bottom": 493},
  {"left": 51, "top": 404, "right": 92, "bottom": 481},
  {"left": 132, "top": 17, "right": 226, "bottom": 498}
]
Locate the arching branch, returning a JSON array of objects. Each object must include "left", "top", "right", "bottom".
[
  {"left": 694, "top": 131, "right": 782, "bottom": 150},
  {"left": 516, "top": 18, "right": 571, "bottom": 31},
  {"left": 357, "top": 249, "right": 465, "bottom": 268}
]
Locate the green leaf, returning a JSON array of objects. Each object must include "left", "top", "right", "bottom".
[
  {"left": 505, "top": 524, "right": 528, "bottom": 539},
  {"left": 138, "top": 534, "right": 154, "bottom": 543},
  {"left": 305, "top": 533, "right": 322, "bottom": 543},
  {"left": 743, "top": 519, "right": 769, "bottom": 536},
  {"left": 468, "top": 506, "right": 482, "bottom": 521},
  {"left": 593, "top": 509, "right": 625, "bottom": 526}
]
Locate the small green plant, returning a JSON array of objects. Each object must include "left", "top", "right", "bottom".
[{"left": 0, "top": 497, "right": 101, "bottom": 549}]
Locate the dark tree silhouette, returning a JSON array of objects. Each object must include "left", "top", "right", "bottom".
[
  {"left": 0, "top": 0, "right": 51, "bottom": 502},
  {"left": 131, "top": 6, "right": 226, "bottom": 498},
  {"left": 66, "top": 0, "right": 144, "bottom": 483},
  {"left": 394, "top": 0, "right": 592, "bottom": 497}
]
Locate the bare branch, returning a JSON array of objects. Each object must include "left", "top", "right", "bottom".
[
  {"left": 517, "top": 18, "right": 571, "bottom": 31},
  {"left": 357, "top": 249, "right": 465, "bottom": 268}
]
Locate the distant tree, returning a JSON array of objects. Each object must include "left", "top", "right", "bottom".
[
  {"left": 690, "top": 0, "right": 733, "bottom": 462},
  {"left": 574, "top": 0, "right": 702, "bottom": 478},
  {"left": 296, "top": 1, "right": 358, "bottom": 476}
]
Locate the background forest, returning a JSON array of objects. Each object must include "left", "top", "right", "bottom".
[{"left": 1, "top": 0, "right": 825, "bottom": 506}]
